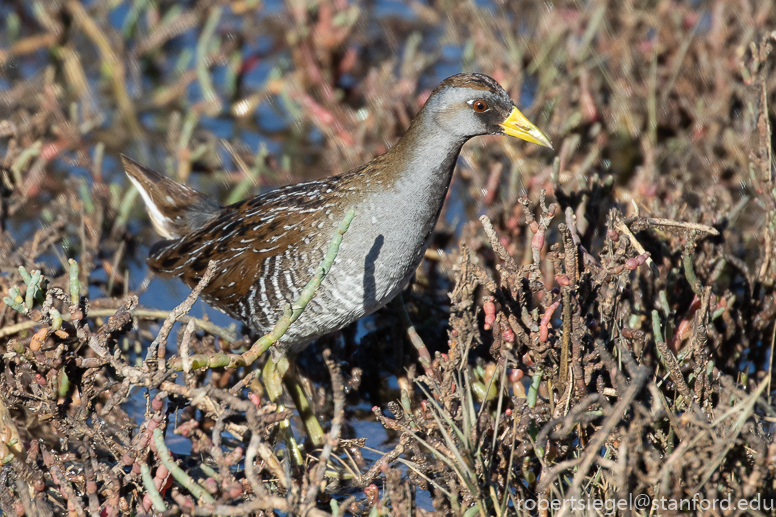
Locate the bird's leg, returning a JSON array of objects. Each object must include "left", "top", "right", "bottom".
[
  {"left": 262, "top": 355, "right": 288, "bottom": 402},
  {"left": 283, "top": 368, "right": 325, "bottom": 447},
  {"left": 262, "top": 354, "right": 326, "bottom": 448},
  {"left": 277, "top": 412, "right": 304, "bottom": 467},
  {"left": 262, "top": 356, "right": 304, "bottom": 466},
  {"left": 392, "top": 294, "right": 432, "bottom": 373}
]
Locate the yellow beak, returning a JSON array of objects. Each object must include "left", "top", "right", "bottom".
[{"left": 500, "top": 106, "right": 553, "bottom": 149}]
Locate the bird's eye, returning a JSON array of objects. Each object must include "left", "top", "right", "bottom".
[{"left": 472, "top": 100, "right": 489, "bottom": 113}]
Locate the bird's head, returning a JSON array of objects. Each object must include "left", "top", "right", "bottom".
[{"left": 423, "top": 73, "right": 552, "bottom": 148}]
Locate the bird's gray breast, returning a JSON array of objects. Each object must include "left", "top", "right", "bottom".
[
  {"left": 312, "top": 167, "right": 454, "bottom": 325},
  {"left": 265, "top": 146, "right": 459, "bottom": 353}
]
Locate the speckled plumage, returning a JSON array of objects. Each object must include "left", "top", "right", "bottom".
[{"left": 125, "top": 73, "right": 550, "bottom": 357}]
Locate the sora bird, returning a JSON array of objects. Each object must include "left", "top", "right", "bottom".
[{"left": 124, "top": 73, "right": 551, "bottom": 360}]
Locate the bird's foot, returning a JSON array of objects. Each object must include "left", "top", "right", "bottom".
[{"left": 262, "top": 355, "right": 290, "bottom": 402}]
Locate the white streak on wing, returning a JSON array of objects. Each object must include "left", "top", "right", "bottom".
[
  {"left": 284, "top": 271, "right": 300, "bottom": 298},
  {"left": 271, "top": 255, "right": 283, "bottom": 303},
  {"left": 258, "top": 277, "right": 271, "bottom": 318},
  {"left": 248, "top": 282, "right": 258, "bottom": 319},
  {"left": 289, "top": 265, "right": 301, "bottom": 288},
  {"left": 128, "top": 175, "right": 173, "bottom": 239}
]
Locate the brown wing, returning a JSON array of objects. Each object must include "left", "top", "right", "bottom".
[{"left": 147, "top": 179, "right": 340, "bottom": 327}]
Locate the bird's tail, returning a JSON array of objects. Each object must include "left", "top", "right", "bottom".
[{"left": 122, "top": 155, "right": 222, "bottom": 239}]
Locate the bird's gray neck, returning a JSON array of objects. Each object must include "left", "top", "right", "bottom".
[{"left": 379, "top": 111, "right": 467, "bottom": 208}]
